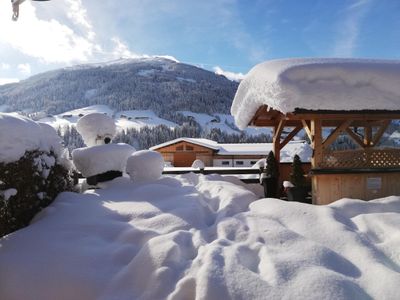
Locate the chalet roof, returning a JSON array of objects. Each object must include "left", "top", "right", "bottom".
[
  {"left": 150, "top": 138, "right": 220, "bottom": 151},
  {"left": 231, "top": 58, "right": 400, "bottom": 129}
]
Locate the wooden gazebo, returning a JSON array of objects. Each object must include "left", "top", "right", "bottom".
[{"left": 231, "top": 58, "right": 400, "bottom": 204}]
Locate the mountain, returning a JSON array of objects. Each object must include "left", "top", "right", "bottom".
[{"left": 0, "top": 57, "right": 238, "bottom": 121}]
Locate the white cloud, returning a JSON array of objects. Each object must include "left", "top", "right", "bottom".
[
  {"left": 333, "top": 0, "right": 373, "bottom": 57},
  {"left": 213, "top": 66, "right": 245, "bottom": 82},
  {"left": 0, "top": 1, "right": 99, "bottom": 64},
  {"left": 111, "top": 37, "right": 139, "bottom": 59},
  {"left": 17, "top": 63, "right": 31, "bottom": 75},
  {"left": 65, "top": 0, "right": 96, "bottom": 40},
  {"left": 1, "top": 63, "right": 10, "bottom": 70}
]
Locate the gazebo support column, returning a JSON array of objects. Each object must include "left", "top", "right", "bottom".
[
  {"left": 310, "top": 119, "right": 322, "bottom": 203},
  {"left": 273, "top": 119, "right": 285, "bottom": 165}
]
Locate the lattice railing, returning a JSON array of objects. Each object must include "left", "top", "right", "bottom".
[{"left": 320, "top": 148, "right": 400, "bottom": 169}]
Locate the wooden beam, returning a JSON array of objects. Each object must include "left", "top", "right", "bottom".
[
  {"left": 372, "top": 120, "right": 390, "bottom": 146},
  {"left": 280, "top": 124, "right": 303, "bottom": 149},
  {"left": 311, "top": 119, "right": 323, "bottom": 168},
  {"left": 273, "top": 119, "right": 285, "bottom": 143},
  {"left": 273, "top": 119, "right": 285, "bottom": 163},
  {"left": 364, "top": 124, "right": 372, "bottom": 147},
  {"left": 322, "top": 120, "right": 353, "bottom": 150},
  {"left": 345, "top": 127, "right": 365, "bottom": 148},
  {"left": 301, "top": 119, "right": 312, "bottom": 141},
  {"left": 289, "top": 113, "right": 400, "bottom": 121}
]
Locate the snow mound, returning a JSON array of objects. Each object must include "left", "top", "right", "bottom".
[
  {"left": 126, "top": 150, "right": 164, "bottom": 182},
  {"left": 1, "top": 174, "right": 400, "bottom": 299},
  {"left": 0, "top": 113, "right": 63, "bottom": 164},
  {"left": 72, "top": 144, "right": 135, "bottom": 177},
  {"left": 232, "top": 58, "right": 400, "bottom": 129},
  {"left": 76, "top": 113, "right": 117, "bottom": 147},
  {"left": 191, "top": 159, "right": 205, "bottom": 169}
]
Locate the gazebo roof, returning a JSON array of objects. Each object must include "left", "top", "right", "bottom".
[{"left": 231, "top": 58, "right": 400, "bottom": 129}]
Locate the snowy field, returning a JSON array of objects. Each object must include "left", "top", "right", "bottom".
[{"left": 1, "top": 173, "right": 399, "bottom": 300}]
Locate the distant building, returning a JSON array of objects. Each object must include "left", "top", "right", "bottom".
[{"left": 150, "top": 138, "right": 311, "bottom": 167}]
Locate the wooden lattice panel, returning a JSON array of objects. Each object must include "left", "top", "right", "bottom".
[{"left": 320, "top": 148, "right": 400, "bottom": 169}]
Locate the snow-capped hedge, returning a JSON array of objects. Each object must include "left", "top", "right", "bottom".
[{"left": 0, "top": 114, "right": 74, "bottom": 237}]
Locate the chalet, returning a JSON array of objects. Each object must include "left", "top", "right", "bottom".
[
  {"left": 231, "top": 58, "right": 400, "bottom": 204},
  {"left": 150, "top": 137, "right": 311, "bottom": 168}
]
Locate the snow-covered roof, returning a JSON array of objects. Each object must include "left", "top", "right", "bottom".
[
  {"left": 150, "top": 138, "right": 220, "bottom": 151},
  {"left": 231, "top": 58, "right": 400, "bottom": 129},
  {"left": 150, "top": 138, "right": 311, "bottom": 162}
]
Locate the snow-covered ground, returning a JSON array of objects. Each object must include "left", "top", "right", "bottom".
[
  {"left": 179, "top": 111, "right": 272, "bottom": 136},
  {"left": 32, "top": 104, "right": 271, "bottom": 136},
  {"left": 36, "top": 105, "right": 178, "bottom": 132},
  {"left": 1, "top": 173, "right": 399, "bottom": 300}
]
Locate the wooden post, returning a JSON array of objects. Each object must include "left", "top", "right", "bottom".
[
  {"left": 310, "top": 119, "right": 322, "bottom": 204},
  {"left": 364, "top": 124, "right": 372, "bottom": 147},
  {"left": 311, "top": 119, "right": 323, "bottom": 168},
  {"left": 273, "top": 120, "right": 285, "bottom": 164}
]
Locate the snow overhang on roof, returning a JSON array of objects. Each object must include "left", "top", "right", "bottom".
[
  {"left": 231, "top": 58, "right": 400, "bottom": 129},
  {"left": 149, "top": 138, "right": 220, "bottom": 151}
]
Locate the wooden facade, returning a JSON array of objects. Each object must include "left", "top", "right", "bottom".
[
  {"left": 154, "top": 139, "right": 311, "bottom": 171},
  {"left": 249, "top": 105, "right": 400, "bottom": 204},
  {"left": 155, "top": 141, "right": 215, "bottom": 167}
]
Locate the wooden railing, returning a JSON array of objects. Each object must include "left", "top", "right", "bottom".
[{"left": 320, "top": 148, "right": 400, "bottom": 169}]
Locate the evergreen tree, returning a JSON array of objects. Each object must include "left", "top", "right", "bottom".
[
  {"left": 290, "top": 154, "right": 306, "bottom": 187},
  {"left": 265, "top": 151, "right": 279, "bottom": 178}
]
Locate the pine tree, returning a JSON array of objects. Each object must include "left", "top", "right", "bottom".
[
  {"left": 290, "top": 154, "right": 305, "bottom": 187},
  {"left": 265, "top": 151, "right": 278, "bottom": 178}
]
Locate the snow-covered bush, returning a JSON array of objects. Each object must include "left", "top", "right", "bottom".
[
  {"left": 0, "top": 114, "right": 73, "bottom": 237},
  {"left": 126, "top": 150, "right": 164, "bottom": 182},
  {"left": 72, "top": 144, "right": 135, "bottom": 178}
]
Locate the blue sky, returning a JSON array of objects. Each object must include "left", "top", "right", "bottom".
[{"left": 0, "top": 0, "right": 399, "bottom": 83}]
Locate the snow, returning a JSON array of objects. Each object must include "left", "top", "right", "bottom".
[
  {"left": 39, "top": 105, "right": 115, "bottom": 130},
  {"left": 176, "top": 76, "right": 196, "bottom": 84},
  {"left": 115, "top": 110, "right": 178, "bottom": 130},
  {"left": 151, "top": 137, "right": 219, "bottom": 151},
  {"left": 38, "top": 105, "right": 178, "bottom": 132},
  {"left": 1, "top": 188, "right": 17, "bottom": 201},
  {"left": 0, "top": 113, "right": 63, "bottom": 164},
  {"left": 76, "top": 113, "right": 117, "bottom": 147},
  {"left": 137, "top": 69, "right": 156, "bottom": 77},
  {"left": 231, "top": 58, "right": 400, "bottom": 129},
  {"left": 191, "top": 159, "right": 205, "bottom": 169},
  {"left": 1, "top": 174, "right": 400, "bottom": 299},
  {"left": 283, "top": 180, "right": 295, "bottom": 188},
  {"left": 72, "top": 144, "right": 135, "bottom": 177},
  {"left": 126, "top": 150, "right": 164, "bottom": 182}
]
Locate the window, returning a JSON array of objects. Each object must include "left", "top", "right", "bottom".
[
  {"left": 176, "top": 145, "right": 184, "bottom": 151},
  {"left": 221, "top": 161, "right": 230, "bottom": 166},
  {"left": 236, "top": 161, "right": 244, "bottom": 165},
  {"left": 250, "top": 161, "right": 257, "bottom": 165},
  {"left": 186, "top": 145, "right": 194, "bottom": 151}
]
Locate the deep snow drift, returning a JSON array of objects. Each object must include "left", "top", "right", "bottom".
[
  {"left": 1, "top": 174, "right": 399, "bottom": 300},
  {"left": 231, "top": 58, "right": 400, "bottom": 129}
]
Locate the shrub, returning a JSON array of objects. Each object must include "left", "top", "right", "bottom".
[
  {"left": 265, "top": 151, "right": 279, "bottom": 178},
  {"left": 290, "top": 154, "right": 306, "bottom": 187},
  {"left": 0, "top": 150, "right": 74, "bottom": 237}
]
